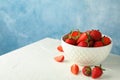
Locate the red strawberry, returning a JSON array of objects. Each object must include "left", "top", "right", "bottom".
[
  {"left": 65, "top": 38, "right": 76, "bottom": 45},
  {"left": 77, "top": 32, "right": 90, "bottom": 44},
  {"left": 57, "top": 45, "right": 64, "bottom": 52},
  {"left": 68, "top": 30, "right": 81, "bottom": 40},
  {"left": 88, "top": 40, "right": 94, "bottom": 47},
  {"left": 102, "top": 36, "right": 111, "bottom": 45},
  {"left": 77, "top": 41, "right": 88, "bottom": 47},
  {"left": 94, "top": 41, "right": 103, "bottom": 47},
  {"left": 82, "top": 66, "right": 91, "bottom": 76},
  {"left": 90, "top": 30, "right": 102, "bottom": 41},
  {"left": 71, "top": 64, "right": 79, "bottom": 75},
  {"left": 54, "top": 55, "right": 64, "bottom": 62},
  {"left": 92, "top": 65, "right": 103, "bottom": 79},
  {"left": 71, "top": 30, "right": 80, "bottom": 37}
]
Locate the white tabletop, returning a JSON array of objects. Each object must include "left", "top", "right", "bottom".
[{"left": 0, "top": 38, "right": 120, "bottom": 80}]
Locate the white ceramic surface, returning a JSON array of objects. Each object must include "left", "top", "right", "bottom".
[{"left": 0, "top": 38, "right": 119, "bottom": 80}]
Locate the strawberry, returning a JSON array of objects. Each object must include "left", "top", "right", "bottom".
[
  {"left": 77, "top": 32, "right": 90, "bottom": 44},
  {"left": 71, "top": 30, "right": 80, "bottom": 37},
  {"left": 67, "top": 30, "right": 81, "bottom": 41},
  {"left": 102, "top": 36, "right": 111, "bottom": 45},
  {"left": 92, "top": 65, "right": 103, "bottom": 79},
  {"left": 82, "top": 66, "right": 91, "bottom": 76},
  {"left": 54, "top": 55, "right": 64, "bottom": 62},
  {"left": 94, "top": 41, "right": 103, "bottom": 47},
  {"left": 88, "top": 40, "right": 94, "bottom": 47},
  {"left": 65, "top": 38, "right": 76, "bottom": 45},
  {"left": 57, "top": 45, "right": 64, "bottom": 52},
  {"left": 90, "top": 30, "right": 102, "bottom": 41},
  {"left": 71, "top": 64, "right": 79, "bottom": 75},
  {"left": 77, "top": 41, "right": 88, "bottom": 47}
]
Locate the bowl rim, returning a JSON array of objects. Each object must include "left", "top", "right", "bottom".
[{"left": 61, "top": 33, "right": 113, "bottom": 49}]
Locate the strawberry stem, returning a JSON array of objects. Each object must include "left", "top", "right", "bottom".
[
  {"left": 100, "top": 64, "right": 102, "bottom": 67},
  {"left": 100, "top": 64, "right": 106, "bottom": 71}
]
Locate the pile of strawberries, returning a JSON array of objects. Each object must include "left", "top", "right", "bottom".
[{"left": 64, "top": 29, "right": 111, "bottom": 47}]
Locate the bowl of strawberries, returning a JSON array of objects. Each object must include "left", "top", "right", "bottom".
[{"left": 61, "top": 29, "right": 112, "bottom": 66}]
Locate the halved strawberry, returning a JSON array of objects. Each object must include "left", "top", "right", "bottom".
[
  {"left": 77, "top": 32, "right": 90, "bottom": 44},
  {"left": 57, "top": 45, "right": 64, "bottom": 52},
  {"left": 54, "top": 55, "right": 64, "bottom": 62},
  {"left": 71, "top": 64, "right": 79, "bottom": 75}
]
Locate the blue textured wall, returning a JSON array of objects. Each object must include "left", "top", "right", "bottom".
[{"left": 0, "top": 0, "right": 120, "bottom": 55}]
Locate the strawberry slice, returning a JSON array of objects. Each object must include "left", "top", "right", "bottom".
[
  {"left": 54, "top": 55, "right": 64, "bottom": 62},
  {"left": 57, "top": 45, "right": 64, "bottom": 52},
  {"left": 71, "top": 64, "right": 79, "bottom": 75}
]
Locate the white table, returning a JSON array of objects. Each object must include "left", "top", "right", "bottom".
[{"left": 0, "top": 38, "right": 120, "bottom": 80}]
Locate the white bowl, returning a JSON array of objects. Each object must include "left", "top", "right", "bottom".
[{"left": 61, "top": 34, "right": 113, "bottom": 66}]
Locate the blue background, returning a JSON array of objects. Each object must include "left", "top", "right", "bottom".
[{"left": 0, "top": 0, "right": 120, "bottom": 55}]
